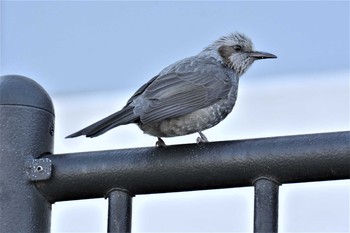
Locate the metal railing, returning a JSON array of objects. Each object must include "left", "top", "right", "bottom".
[{"left": 1, "top": 75, "right": 349, "bottom": 233}]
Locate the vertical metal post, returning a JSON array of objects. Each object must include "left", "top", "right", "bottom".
[
  {"left": 253, "top": 177, "right": 279, "bottom": 233},
  {"left": 107, "top": 189, "right": 133, "bottom": 233},
  {"left": 0, "top": 75, "right": 55, "bottom": 232}
]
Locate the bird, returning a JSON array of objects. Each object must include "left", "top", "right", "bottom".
[{"left": 66, "top": 32, "right": 277, "bottom": 146}]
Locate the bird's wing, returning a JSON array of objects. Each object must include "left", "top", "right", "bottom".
[
  {"left": 125, "top": 75, "right": 159, "bottom": 106},
  {"left": 132, "top": 59, "right": 236, "bottom": 123}
]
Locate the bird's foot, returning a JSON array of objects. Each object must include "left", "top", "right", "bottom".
[
  {"left": 156, "top": 137, "right": 167, "bottom": 147},
  {"left": 196, "top": 131, "right": 209, "bottom": 144}
]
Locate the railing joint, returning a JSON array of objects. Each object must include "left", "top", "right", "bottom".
[
  {"left": 26, "top": 158, "right": 52, "bottom": 181},
  {"left": 252, "top": 176, "right": 281, "bottom": 186},
  {"left": 105, "top": 188, "right": 135, "bottom": 199}
]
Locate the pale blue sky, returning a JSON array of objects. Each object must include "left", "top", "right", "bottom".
[{"left": 1, "top": 1, "right": 349, "bottom": 93}]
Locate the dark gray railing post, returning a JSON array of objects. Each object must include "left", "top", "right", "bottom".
[
  {"left": 253, "top": 177, "right": 280, "bottom": 233},
  {"left": 107, "top": 189, "right": 133, "bottom": 233},
  {"left": 0, "top": 75, "right": 55, "bottom": 232}
]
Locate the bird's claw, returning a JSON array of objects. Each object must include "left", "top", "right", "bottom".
[
  {"left": 196, "top": 131, "right": 209, "bottom": 144},
  {"left": 156, "top": 137, "right": 166, "bottom": 147}
]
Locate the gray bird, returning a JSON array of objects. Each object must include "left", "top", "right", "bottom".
[{"left": 66, "top": 32, "right": 277, "bottom": 146}]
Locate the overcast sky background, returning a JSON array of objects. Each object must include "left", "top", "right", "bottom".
[
  {"left": 1, "top": 1, "right": 349, "bottom": 232},
  {"left": 1, "top": 0, "right": 349, "bottom": 94}
]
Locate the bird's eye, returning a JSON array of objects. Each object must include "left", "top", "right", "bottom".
[{"left": 233, "top": 45, "right": 242, "bottom": 51}]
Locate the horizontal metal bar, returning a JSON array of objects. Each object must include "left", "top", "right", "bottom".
[{"left": 37, "top": 131, "right": 350, "bottom": 203}]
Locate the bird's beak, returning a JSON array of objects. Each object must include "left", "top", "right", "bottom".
[{"left": 249, "top": 51, "right": 277, "bottom": 59}]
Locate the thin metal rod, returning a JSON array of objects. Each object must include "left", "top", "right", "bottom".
[
  {"left": 38, "top": 131, "right": 350, "bottom": 202},
  {"left": 107, "top": 189, "right": 133, "bottom": 233},
  {"left": 254, "top": 178, "right": 279, "bottom": 233}
]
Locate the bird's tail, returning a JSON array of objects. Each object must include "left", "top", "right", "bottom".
[{"left": 66, "top": 105, "right": 138, "bottom": 138}]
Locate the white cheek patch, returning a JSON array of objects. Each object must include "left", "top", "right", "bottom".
[{"left": 229, "top": 54, "right": 253, "bottom": 77}]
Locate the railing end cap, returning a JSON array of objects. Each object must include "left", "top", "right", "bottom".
[{"left": 0, "top": 75, "right": 54, "bottom": 115}]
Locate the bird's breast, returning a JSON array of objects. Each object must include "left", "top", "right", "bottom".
[{"left": 138, "top": 91, "right": 238, "bottom": 138}]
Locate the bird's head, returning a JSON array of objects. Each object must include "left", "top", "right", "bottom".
[{"left": 199, "top": 32, "right": 277, "bottom": 77}]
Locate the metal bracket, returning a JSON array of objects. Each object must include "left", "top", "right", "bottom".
[{"left": 26, "top": 158, "right": 52, "bottom": 181}]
